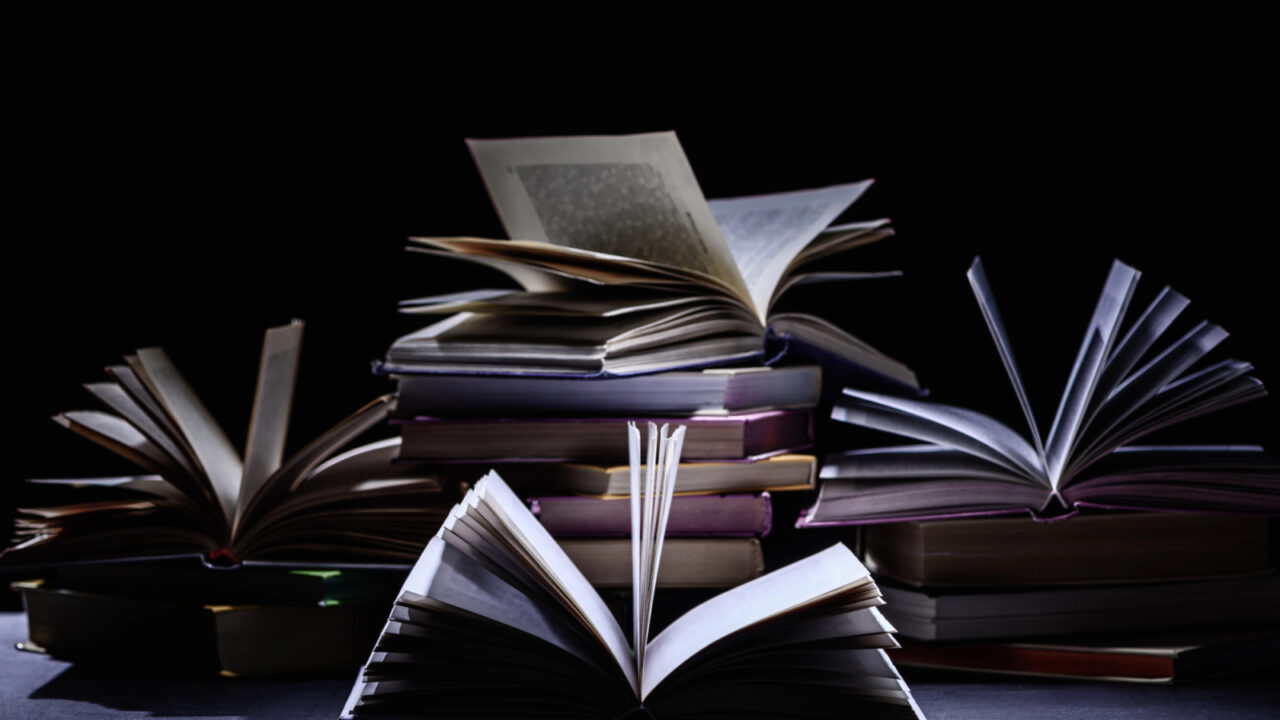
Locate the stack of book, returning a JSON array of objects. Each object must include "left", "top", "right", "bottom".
[
  {"left": 795, "top": 257, "right": 1280, "bottom": 682},
  {"left": 373, "top": 132, "right": 927, "bottom": 590},
  {"left": 390, "top": 365, "right": 823, "bottom": 591}
]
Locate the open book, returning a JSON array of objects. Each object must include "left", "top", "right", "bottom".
[
  {"left": 800, "top": 257, "right": 1279, "bottom": 526},
  {"left": 380, "top": 132, "right": 918, "bottom": 390},
  {"left": 3, "top": 321, "right": 451, "bottom": 567},
  {"left": 341, "top": 424, "right": 921, "bottom": 719}
]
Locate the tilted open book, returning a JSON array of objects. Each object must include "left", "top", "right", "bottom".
[
  {"left": 342, "top": 424, "right": 921, "bottom": 719},
  {"left": 800, "top": 257, "right": 1279, "bottom": 526},
  {"left": 4, "top": 321, "right": 450, "bottom": 567},
  {"left": 380, "top": 132, "right": 918, "bottom": 390}
]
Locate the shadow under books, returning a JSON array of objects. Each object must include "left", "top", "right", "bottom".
[{"left": 28, "top": 661, "right": 352, "bottom": 719}]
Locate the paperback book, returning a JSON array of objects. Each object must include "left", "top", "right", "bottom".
[{"left": 341, "top": 423, "right": 921, "bottom": 719}]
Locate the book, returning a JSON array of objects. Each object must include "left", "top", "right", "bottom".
[
  {"left": 532, "top": 492, "right": 772, "bottom": 537},
  {"left": 486, "top": 453, "right": 815, "bottom": 497},
  {"left": 799, "top": 257, "right": 1279, "bottom": 526},
  {"left": 380, "top": 132, "right": 919, "bottom": 390},
  {"left": 879, "top": 574, "right": 1280, "bottom": 642},
  {"left": 341, "top": 424, "right": 922, "bottom": 719},
  {"left": 559, "top": 537, "right": 766, "bottom": 589},
  {"left": 395, "top": 409, "right": 812, "bottom": 462},
  {"left": 890, "top": 626, "right": 1280, "bottom": 683},
  {"left": 861, "top": 512, "right": 1273, "bottom": 587},
  {"left": 392, "top": 364, "right": 821, "bottom": 417},
  {"left": 13, "top": 578, "right": 388, "bottom": 676},
  {"left": 2, "top": 322, "right": 453, "bottom": 568}
]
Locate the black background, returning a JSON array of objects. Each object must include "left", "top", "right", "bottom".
[{"left": 7, "top": 18, "right": 1278, "bottom": 564}]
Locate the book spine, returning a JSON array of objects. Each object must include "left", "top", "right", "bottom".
[{"left": 531, "top": 493, "right": 773, "bottom": 537}]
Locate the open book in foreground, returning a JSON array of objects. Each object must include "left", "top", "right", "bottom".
[
  {"left": 342, "top": 424, "right": 921, "bottom": 720},
  {"left": 380, "top": 132, "right": 918, "bottom": 391},
  {"left": 800, "top": 257, "right": 1279, "bottom": 526},
  {"left": 3, "top": 321, "right": 451, "bottom": 568}
]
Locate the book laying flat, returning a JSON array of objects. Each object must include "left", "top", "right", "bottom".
[
  {"left": 862, "top": 512, "right": 1273, "bottom": 587},
  {"left": 395, "top": 409, "right": 812, "bottom": 462},
  {"left": 14, "top": 579, "right": 388, "bottom": 675},
  {"left": 558, "top": 537, "right": 766, "bottom": 589},
  {"left": 380, "top": 132, "right": 919, "bottom": 392},
  {"left": 487, "top": 453, "right": 815, "bottom": 497},
  {"left": 341, "top": 424, "right": 922, "bottom": 720},
  {"left": 890, "top": 626, "right": 1280, "bottom": 683},
  {"left": 532, "top": 492, "right": 772, "bottom": 537},
  {"left": 2, "top": 322, "right": 456, "bottom": 569},
  {"left": 879, "top": 573, "right": 1280, "bottom": 642},
  {"left": 393, "top": 364, "right": 821, "bottom": 417},
  {"left": 800, "top": 257, "right": 1279, "bottom": 527}
]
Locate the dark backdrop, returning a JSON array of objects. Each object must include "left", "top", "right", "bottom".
[{"left": 8, "top": 19, "right": 1277, "bottom": 586}]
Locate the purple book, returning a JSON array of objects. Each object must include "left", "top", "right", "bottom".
[
  {"left": 395, "top": 409, "right": 812, "bottom": 462},
  {"left": 530, "top": 493, "right": 772, "bottom": 538}
]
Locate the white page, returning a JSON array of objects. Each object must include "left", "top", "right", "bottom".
[
  {"left": 135, "top": 346, "right": 243, "bottom": 523},
  {"left": 467, "top": 133, "right": 751, "bottom": 304},
  {"left": 83, "top": 381, "right": 198, "bottom": 480},
  {"left": 709, "top": 181, "right": 872, "bottom": 322},
  {"left": 238, "top": 321, "right": 304, "bottom": 531},
  {"left": 1044, "top": 260, "right": 1140, "bottom": 486},
  {"left": 967, "top": 257, "right": 1048, "bottom": 471},
  {"left": 642, "top": 543, "right": 872, "bottom": 698}
]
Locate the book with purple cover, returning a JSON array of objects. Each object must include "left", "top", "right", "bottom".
[
  {"left": 395, "top": 409, "right": 813, "bottom": 462},
  {"left": 799, "top": 257, "right": 1279, "bottom": 528},
  {"left": 531, "top": 493, "right": 772, "bottom": 538}
]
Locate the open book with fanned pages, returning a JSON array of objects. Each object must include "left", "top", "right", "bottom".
[
  {"left": 378, "top": 132, "right": 919, "bottom": 393},
  {"left": 3, "top": 321, "right": 452, "bottom": 568},
  {"left": 800, "top": 257, "right": 1279, "bottom": 527},
  {"left": 341, "top": 423, "right": 922, "bottom": 719}
]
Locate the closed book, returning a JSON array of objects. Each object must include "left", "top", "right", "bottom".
[
  {"left": 486, "top": 454, "right": 815, "bottom": 497},
  {"left": 393, "top": 365, "right": 820, "bottom": 417},
  {"left": 863, "top": 512, "right": 1273, "bottom": 587},
  {"left": 14, "top": 579, "right": 387, "bottom": 675},
  {"left": 557, "top": 537, "right": 766, "bottom": 588},
  {"left": 396, "top": 410, "right": 812, "bottom": 462},
  {"left": 532, "top": 493, "right": 772, "bottom": 537},
  {"left": 890, "top": 626, "right": 1280, "bottom": 683}
]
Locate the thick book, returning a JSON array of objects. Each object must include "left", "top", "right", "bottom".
[
  {"left": 14, "top": 578, "right": 389, "bottom": 676},
  {"left": 559, "top": 537, "right": 766, "bottom": 589},
  {"left": 890, "top": 626, "right": 1280, "bottom": 683},
  {"left": 341, "top": 424, "right": 922, "bottom": 719},
  {"left": 395, "top": 409, "right": 812, "bottom": 462},
  {"left": 379, "top": 132, "right": 919, "bottom": 391},
  {"left": 392, "top": 364, "right": 821, "bottom": 417},
  {"left": 3, "top": 322, "right": 454, "bottom": 568},
  {"left": 879, "top": 573, "right": 1280, "bottom": 642},
  {"left": 487, "top": 453, "right": 815, "bottom": 497},
  {"left": 532, "top": 492, "right": 772, "bottom": 537},
  {"left": 799, "top": 257, "right": 1279, "bottom": 526},
  {"left": 861, "top": 512, "right": 1273, "bottom": 587}
]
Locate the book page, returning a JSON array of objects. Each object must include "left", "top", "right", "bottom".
[
  {"left": 237, "top": 321, "right": 304, "bottom": 531},
  {"left": 642, "top": 543, "right": 874, "bottom": 698},
  {"left": 467, "top": 133, "right": 752, "bottom": 306},
  {"left": 708, "top": 181, "right": 872, "bottom": 322}
]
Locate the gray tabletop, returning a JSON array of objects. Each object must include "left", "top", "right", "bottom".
[{"left": 2, "top": 611, "right": 1277, "bottom": 719}]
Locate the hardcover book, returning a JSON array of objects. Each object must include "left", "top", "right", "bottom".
[
  {"left": 532, "top": 492, "right": 772, "bottom": 537},
  {"left": 799, "top": 257, "right": 1279, "bottom": 526},
  {"left": 380, "top": 132, "right": 919, "bottom": 391},
  {"left": 341, "top": 424, "right": 922, "bottom": 719}
]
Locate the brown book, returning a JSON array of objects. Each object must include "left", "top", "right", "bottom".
[{"left": 558, "top": 537, "right": 766, "bottom": 589}]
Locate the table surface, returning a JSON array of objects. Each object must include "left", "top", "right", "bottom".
[{"left": 2, "top": 611, "right": 1278, "bottom": 720}]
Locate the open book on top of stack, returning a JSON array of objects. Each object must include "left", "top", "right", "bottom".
[
  {"left": 799, "top": 257, "right": 1280, "bottom": 527},
  {"left": 2, "top": 321, "right": 453, "bottom": 569},
  {"left": 342, "top": 423, "right": 922, "bottom": 720},
  {"left": 379, "top": 131, "right": 918, "bottom": 393}
]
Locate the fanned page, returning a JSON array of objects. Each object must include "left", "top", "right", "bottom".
[
  {"left": 467, "top": 132, "right": 754, "bottom": 308},
  {"left": 708, "top": 180, "right": 872, "bottom": 323},
  {"left": 236, "top": 320, "right": 304, "bottom": 530},
  {"left": 629, "top": 422, "right": 685, "bottom": 688}
]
